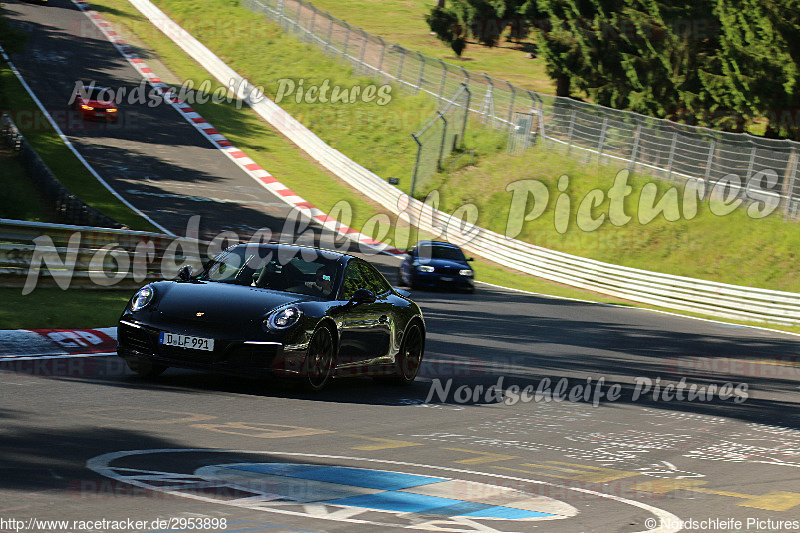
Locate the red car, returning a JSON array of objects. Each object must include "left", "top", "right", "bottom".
[{"left": 72, "top": 86, "right": 118, "bottom": 121}]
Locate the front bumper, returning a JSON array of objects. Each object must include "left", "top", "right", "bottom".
[
  {"left": 414, "top": 271, "right": 474, "bottom": 290},
  {"left": 117, "top": 320, "right": 307, "bottom": 377}
]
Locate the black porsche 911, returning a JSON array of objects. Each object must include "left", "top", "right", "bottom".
[{"left": 117, "top": 243, "right": 425, "bottom": 391}]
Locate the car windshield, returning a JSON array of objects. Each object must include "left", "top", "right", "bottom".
[
  {"left": 418, "top": 244, "right": 466, "bottom": 262},
  {"left": 198, "top": 247, "right": 341, "bottom": 298}
]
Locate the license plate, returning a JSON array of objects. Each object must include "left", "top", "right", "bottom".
[
  {"left": 159, "top": 332, "right": 214, "bottom": 351},
  {"left": 440, "top": 277, "right": 453, "bottom": 282}
]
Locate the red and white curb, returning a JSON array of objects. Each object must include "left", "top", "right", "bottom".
[
  {"left": 71, "top": 0, "right": 402, "bottom": 255},
  {"left": 0, "top": 328, "right": 117, "bottom": 359}
]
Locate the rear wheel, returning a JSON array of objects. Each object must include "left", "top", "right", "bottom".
[
  {"left": 302, "top": 326, "right": 335, "bottom": 392},
  {"left": 388, "top": 322, "right": 424, "bottom": 386}
]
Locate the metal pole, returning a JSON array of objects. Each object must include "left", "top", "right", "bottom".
[
  {"left": 415, "top": 52, "right": 425, "bottom": 95},
  {"left": 410, "top": 133, "right": 423, "bottom": 199},
  {"left": 566, "top": 106, "right": 576, "bottom": 153},
  {"left": 705, "top": 140, "right": 715, "bottom": 183},
  {"left": 666, "top": 132, "right": 678, "bottom": 181},
  {"left": 396, "top": 47, "right": 406, "bottom": 84},
  {"left": 783, "top": 148, "right": 799, "bottom": 216},
  {"left": 437, "top": 59, "right": 447, "bottom": 104},
  {"left": 459, "top": 83, "right": 470, "bottom": 148},
  {"left": 359, "top": 29, "right": 369, "bottom": 71},
  {"left": 308, "top": 5, "right": 317, "bottom": 41},
  {"left": 597, "top": 116, "right": 609, "bottom": 162},
  {"left": 437, "top": 112, "right": 448, "bottom": 168},
  {"left": 376, "top": 36, "right": 386, "bottom": 80},
  {"left": 506, "top": 80, "right": 515, "bottom": 133},
  {"left": 342, "top": 21, "right": 351, "bottom": 58},
  {"left": 324, "top": 13, "right": 333, "bottom": 52},
  {"left": 629, "top": 125, "right": 642, "bottom": 171},
  {"left": 294, "top": 0, "right": 302, "bottom": 34}
]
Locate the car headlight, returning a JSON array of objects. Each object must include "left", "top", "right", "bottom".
[
  {"left": 417, "top": 265, "right": 435, "bottom": 273},
  {"left": 108, "top": 108, "right": 118, "bottom": 113},
  {"left": 266, "top": 306, "right": 303, "bottom": 330},
  {"left": 130, "top": 285, "right": 155, "bottom": 312},
  {"left": 459, "top": 269, "right": 473, "bottom": 277},
  {"left": 81, "top": 105, "right": 94, "bottom": 110}
]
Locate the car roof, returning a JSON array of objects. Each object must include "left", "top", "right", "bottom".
[{"left": 416, "top": 240, "right": 461, "bottom": 249}]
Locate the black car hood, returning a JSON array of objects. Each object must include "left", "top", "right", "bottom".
[{"left": 152, "top": 281, "right": 310, "bottom": 324}]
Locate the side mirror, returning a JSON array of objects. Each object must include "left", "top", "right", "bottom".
[
  {"left": 349, "top": 288, "right": 376, "bottom": 306},
  {"left": 177, "top": 265, "right": 193, "bottom": 281}
]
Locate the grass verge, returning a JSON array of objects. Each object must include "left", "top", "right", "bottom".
[
  {"left": 0, "top": 288, "right": 129, "bottom": 329},
  {"left": 301, "top": 0, "right": 554, "bottom": 94}
]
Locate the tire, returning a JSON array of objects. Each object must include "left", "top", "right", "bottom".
[
  {"left": 388, "top": 322, "right": 424, "bottom": 386},
  {"left": 301, "top": 326, "right": 335, "bottom": 392},
  {"left": 125, "top": 357, "right": 167, "bottom": 378}
]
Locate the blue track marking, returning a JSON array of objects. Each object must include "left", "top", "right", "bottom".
[
  {"left": 230, "top": 463, "right": 447, "bottom": 490},
  {"left": 221, "top": 463, "right": 556, "bottom": 519}
]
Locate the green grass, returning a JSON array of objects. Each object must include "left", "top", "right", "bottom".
[
  {"left": 422, "top": 145, "right": 800, "bottom": 292},
  {"left": 304, "top": 0, "right": 555, "bottom": 94},
  {"left": 0, "top": 288, "right": 130, "bottom": 329},
  {"left": 0, "top": 59, "right": 160, "bottom": 231}
]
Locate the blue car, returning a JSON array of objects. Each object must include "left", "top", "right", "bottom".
[{"left": 399, "top": 241, "right": 475, "bottom": 293}]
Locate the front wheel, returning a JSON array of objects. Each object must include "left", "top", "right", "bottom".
[
  {"left": 301, "top": 326, "right": 335, "bottom": 392},
  {"left": 388, "top": 322, "right": 424, "bottom": 386}
]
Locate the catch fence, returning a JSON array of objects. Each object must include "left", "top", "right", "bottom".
[{"left": 244, "top": 0, "right": 800, "bottom": 215}]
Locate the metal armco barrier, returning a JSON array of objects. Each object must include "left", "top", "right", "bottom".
[
  {"left": 0, "top": 219, "right": 207, "bottom": 291},
  {"left": 0, "top": 114, "right": 123, "bottom": 228},
  {"left": 126, "top": 0, "right": 800, "bottom": 325}
]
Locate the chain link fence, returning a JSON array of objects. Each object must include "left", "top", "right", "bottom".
[
  {"left": 244, "top": 0, "right": 800, "bottom": 217},
  {"left": 0, "top": 113, "right": 123, "bottom": 228},
  {"left": 409, "top": 84, "right": 471, "bottom": 197}
]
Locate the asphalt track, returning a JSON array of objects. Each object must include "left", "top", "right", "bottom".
[
  {"left": 3, "top": 0, "right": 300, "bottom": 240},
  {"left": 2, "top": 1, "right": 800, "bottom": 532}
]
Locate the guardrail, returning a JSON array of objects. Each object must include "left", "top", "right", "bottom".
[
  {"left": 126, "top": 0, "right": 800, "bottom": 326},
  {"left": 0, "top": 219, "right": 206, "bottom": 291},
  {"left": 0, "top": 114, "right": 124, "bottom": 228}
]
